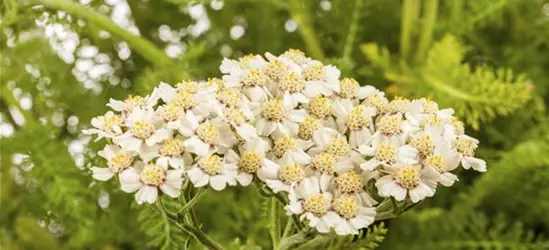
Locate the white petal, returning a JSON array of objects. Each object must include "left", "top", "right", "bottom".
[
  {"left": 91, "top": 167, "right": 115, "bottom": 181},
  {"left": 135, "top": 186, "right": 158, "bottom": 204},
  {"left": 210, "top": 175, "right": 228, "bottom": 191}
]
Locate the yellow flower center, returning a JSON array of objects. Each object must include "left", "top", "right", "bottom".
[
  {"left": 173, "top": 93, "right": 196, "bottom": 111},
  {"left": 265, "top": 60, "right": 289, "bottom": 82},
  {"left": 108, "top": 153, "right": 133, "bottom": 173},
  {"left": 378, "top": 114, "right": 403, "bottom": 136},
  {"left": 283, "top": 49, "right": 307, "bottom": 65},
  {"left": 420, "top": 99, "right": 438, "bottom": 113},
  {"left": 375, "top": 143, "right": 396, "bottom": 164},
  {"left": 308, "top": 96, "right": 332, "bottom": 119},
  {"left": 224, "top": 107, "right": 246, "bottom": 125},
  {"left": 273, "top": 136, "right": 297, "bottom": 158},
  {"left": 176, "top": 80, "right": 198, "bottom": 94},
  {"left": 327, "top": 137, "right": 351, "bottom": 157},
  {"left": 363, "top": 93, "right": 388, "bottom": 112},
  {"left": 311, "top": 152, "right": 335, "bottom": 175},
  {"left": 298, "top": 116, "right": 322, "bottom": 140},
  {"left": 335, "top": 171, "right": 364, "bottom": 193},
  {"left": 455, "top": 138, "right": 476, "bottom": 157},
  {"left": 260, "top": 99, "right": 287, "bottom": 122},
  {"left": 196, "top": 122, "right": 220, "bottom": 145},
  {"left": 451, "top": 117, "right": 465, "bottom": 135},
  {"left": 130, "top": 121, "right": 155, "bottom": 139},
  {"left": 279, "top": 72, "right": 305, "bottom": 93},
  {"left": 198, "top": 155, "right": 222, "bottom": 176},
  {"left": 278, "top": 163, "right": 305, "bottom": 184},
  {"left": 103, "top": 114, "right": 123, "bottom": 132},
  {"left": 124, "top": 95, "right": 146, "bottom": 111},
  {"left": 387, "top": 98, "right": 410, "bottom": 113},
  {"left": 421, "top": 114, "right": 443, "bottom": 127},
  {"left": 239, "top": 54, "right": 257, "bottom": 68},
  {"left": 347, "top": 106, "right": 372, "bottom": 131},
  {"left": 395, "top": 166, "right": 421, "bottom": 189},
  {"left": 160, "top": 101, "right": 185, "bottom": 121},
  {"left": 160, "top": 138, "right": 183, "bottom": 157},
  {"left": 303, "top": 65, "right": 324, "bottom": 82},
  {"left": 333, "top": 195, "right": 358, "bottom": 219},
  {"left": 425, "top": 154, "right": 445, "bottom": 173},
  {"left": 410, "top": 134, "right": 435, "bottom": 157},
  {"left": 207, "top": 77, "right": 224, "bottom": 90},
  {"left": 242, "top": 68, "right": 267, "bottom": 87},
  {"left": 217, "top": 88, "right": 242, "bottom": 107},
  {"left": 303, "top": 194, "right": 329, "bottom": 217},
  {"left": 238, "top": 152, "right": 262, "bottom": 174},
  {"left": 140, "top": 164, "right": 166, "bottom": 186},
  {"left": 339, "top": 78, "right": 359, "bottom": 99}
]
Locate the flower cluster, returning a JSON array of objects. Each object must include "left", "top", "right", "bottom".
[{"left": 84, "top": 49, "right": 486, "bottom": 235}]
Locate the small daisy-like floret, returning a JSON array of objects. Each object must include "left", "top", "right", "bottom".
[
  {"left": 308, "top": 96, "right": 332, "bottom": 119},
  {"left": 335, "top": 171, "right": 364, "bottom": 193},
  {"left": 298, "top": 116, "right": 322, "bottom": 140}
]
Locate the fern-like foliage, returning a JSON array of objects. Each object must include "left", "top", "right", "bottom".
[
  {"left": 362, "top": 35, "right": 532, "bottom": 129},
  {"left": 136, "top": 198, "right": 190, "bottom": 250},
  {"left": 380, "top": 209, "right": 548, "bottom": 250}
]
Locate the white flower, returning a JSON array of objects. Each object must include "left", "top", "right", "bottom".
[
  {"left": 186, "top": 154, "right": 237, "bottom": 191},
  {"left": 331, "top": 193, "right": 376, "bottom": 235},
  {"left": 423, "top": 141, "right": 460, "bottom": 186},
  {"left": 270, "top": 135, "right": 311, "bottom": 165},
  {"left": 301, "top": 62, "right": 341, "bottom": 98},
  {"left": 114, "top": 108, "right": 171, "bottom": 152},
  {"left": 358, "top": 136, "right": 418, "bottom": 172},
  {"left": 179, "top": 112, "right": 236, "bottom": 156},
  {"left": 454, "top": 135, "right": 487, "bottom": 172},
  {"left": 225, "top": 137, "right": 271, "bottom": 186},
  {"left": 107, "top": 90, "right": 159, "bottom": 113},
  {"left": 151, "top": 136, "right": 193, "bottom": 169},
  {"left": 254, "top": 93, "right": 307, "bottom": 136},
  {"left": 83, "top": 111, "right": 124, "bottom": 140},
  {"left": 119, "top": 160, "right": 184, "bottom": 205},
  {"left": 309, "top": 128, "right": 363, "bottom": 172},
  {"left": 285, "top": 176, "right": 340, "bottom": 233},
  {"left": 375, "top": 164, "right": 438, "bottom": 203},
  {"left": 333, "top": 78, "right": 377, "bottom": 101},
  {"left": 220, "top": 106, "right": 258, "bottom": 141},
  {"left": 91, "top": 144, "right": 135, "bottom": 181},
  {"left": 331, "top": 100, "right": 376, "bottom": 147},
  {"left": 258, "top": 156, "right": 306, "bottom": 193}
]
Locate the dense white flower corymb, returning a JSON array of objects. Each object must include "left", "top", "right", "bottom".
[{"left": 84, "top": 48, "right": 487, "bottom": 236}]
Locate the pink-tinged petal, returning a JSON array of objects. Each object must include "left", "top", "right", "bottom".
[
  {"left": 91, "top": 167, "right": 115, "bottom": 181},
  {"left": 136, "top": 186, "right": 158, "bottom": 204},
  {"left": 439, "top": 172, "right": 458, "bottom": 187},
  {"left": 464, "top": 157, "right": 487, "bottom": 172},
  {"left": 266, "top": 179, "right": 289, "bottom": 193},
  {"left": 335, "top": 220, "right": 357, "bottom": 236},
  {"left": 285, "top": 201, "right": 303, "bottom": 215}
]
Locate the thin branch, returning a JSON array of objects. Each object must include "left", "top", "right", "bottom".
[
  {"left": 342, "top": 0, "right": 364, "bottom": 60},
  {"left": 31, "top": 0, "right": 171, "bottom": 67},
  {"left": 269, "top": 198, "right": 281, "bottom": 248},
  {"left": 288, "top": 0, "right": 325, "bottom": 60},
  {"left": 414, "top": 0, "right": 439, "bottom": 64},
  {"left": 178, "top": 188, "right": 207, "bottom": 213},
  {"left": 400, "top": 0, "right": 418, "bottom": 61}
]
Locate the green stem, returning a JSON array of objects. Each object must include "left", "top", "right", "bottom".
[
  {"left": 269, "top": 198, "right": 281, "bottom": 248},
  {"left": 289, "top": 0, "right": 325, "bottom": 60},
  {"left": 400, "top": 0, "right": 418, "bottom": 61},
  {"left": 450, "top": 0, "right": 463, "bottom": 24},
  {"left": 31, "top": 0, "right": 171, "bottom": 67},
  {"left": 342, "top": 0, "right": 364, "bottom": 60},
  {"left": 414, "top": 0, "right": 439, "bottom": 64},
  {"left": 282, "top": 218, "right": 294, "bottom": 239},
  {"left": 277, "top": 231, "right": 308, "bottom": 250},
  {"left": 178, "top": 188, "right": 207, "bottom": 213},
  {"left": 155, "top": 201, "right": 225, "bottom": 250}
]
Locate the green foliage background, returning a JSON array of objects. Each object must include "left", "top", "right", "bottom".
[{"left": 1, "top": 0, "right": 549, "bottom": 249}]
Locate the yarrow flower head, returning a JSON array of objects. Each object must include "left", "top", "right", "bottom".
[{"left": 84, "top": 48, "right": 486, "bottom": 236}]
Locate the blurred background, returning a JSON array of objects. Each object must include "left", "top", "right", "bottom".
[{"left": 1, "top": 0, "right": 549, "bottom": 249}]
